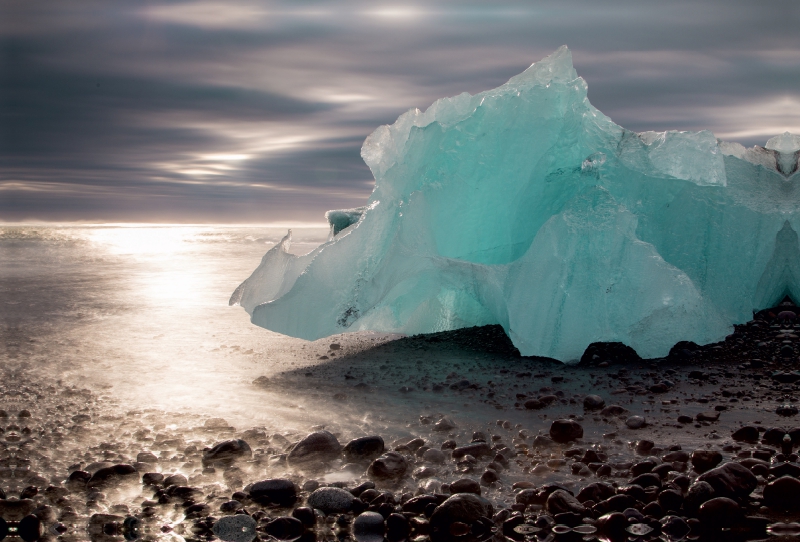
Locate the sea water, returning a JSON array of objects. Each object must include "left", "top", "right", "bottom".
[{"left": 0, "top": 225, "right": 333, "bottom": 427}]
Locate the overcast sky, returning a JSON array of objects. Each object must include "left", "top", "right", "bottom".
[{"left": 2, "top": 0, "right": 800, "bottom": 223}]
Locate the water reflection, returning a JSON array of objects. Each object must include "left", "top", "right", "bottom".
[{"left": 0, "top": 225, "right": 332, "bottom": 429}]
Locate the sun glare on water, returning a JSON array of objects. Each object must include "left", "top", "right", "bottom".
[{"left": 85, "top": 225, "right": 194, "bottom": 256}]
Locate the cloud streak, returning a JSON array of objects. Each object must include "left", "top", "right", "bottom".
[{"left": 2, "top": 0, "right": 799, "bottom": 222}]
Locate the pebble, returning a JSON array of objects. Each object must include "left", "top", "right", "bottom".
[
  {"left": 601, "top": 405, "right": 627, "bottom": 416},
  {"left": 86, "top": 464, "right": 138, "bottom": 490},
  {"left": 549, "top": 419, "right": 583, "bottom": 443},
  {"left": 163, "top": 473, "right": 188, "bottom": 487},
  {"left": 249, "top": 479, "right": 297, "bottom": 506},
  {"left": 545, "top": 489, "right": 586, "bottom": 515},
  {"left": 287, "top": 431, "right": 342, "bottom": 468},
  {"left": 202, "top": 439, "right": 252, "bottom": 466},
  {"left": 141, "top": 472, "right": 163, "bottom": 486},
  {"left": 690, "top": 450, "right": 722, "bottom": 472},
  {"left": 367, "top": 452, "right": 408, "bottom": 480},
  {"left": 219, "top": 500, "right": 242, "bottom": 513},
  {"left": 263, "top": 517, "right": 304, "bottom": 540},
  {"left": 625, "top": 416, "right": 646, "bottom": 429},
  {"left": 423, "top": 448, "right": 446, "bottom": 464},
  {"left": 450, "top": 478, "right": 481, "bottom": 495},
  {"left": 583, "top": 395, "right": 605, "bottom": 410},
  {"left": 212, "top": 514, "right": 257, "bottom": 542},
  {"left": 697, "top": 497, "right": 740, "bottom": 529},
  {"left": 136, "top": 452, "right": 158, "bottom": 463},
  {"left": 731, "top": 425, "right": 759, "bottom": 442},
  {"left": 696, "top": 411, "right": 720, "bottom": 422},
  {"left": 452, "top": 442, "right": 492, "bottom": 459},
  {"left": 353, "top": 511, "right": 385, "bottom": 542},
  {"left": 386, "top": 513, "right": 409, "bottom": 542},
  {"left": 291, "top": 507, "right": 316, "bottom": 527},
  {"left": 429, "top": 493, "right": 493, "bottom": 541},
  {"left": 660, "top": 515, "right": 690, "bottom": 540},
  {"left": 763, "top": 475, "right": 800, "bottom": 510},
  {"left": 433, "top": 418, "right": 457, "bottom": 431},
  {"left": 204, "top": 417, "right": 231, "bottom": 429},
  {"left": 307, "top": 487, "right": 355, "bottom": 513},
  {"left": 343, "top": 436, "right": 385, "bottom": 462},
  {"left": 480, "top": 469, "right": 498, "bottom": 485},
  {"left": 696, "top": 462, "right": 757, "bottom": 500}
]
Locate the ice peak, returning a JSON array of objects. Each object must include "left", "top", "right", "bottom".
[
  {"left": 766, "top": 132, "right": 800, "bottom": 154},
  {"left": 508, "top": 45, "right": 578, "bottom": 87}
]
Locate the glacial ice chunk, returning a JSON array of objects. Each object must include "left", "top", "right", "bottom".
[{"left": 231, "top": 46, "right": 800, "bottom": 362}]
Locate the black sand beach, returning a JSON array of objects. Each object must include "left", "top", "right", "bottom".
[{"left": 5, "top": 296, "right": 800, "bottom": 542}]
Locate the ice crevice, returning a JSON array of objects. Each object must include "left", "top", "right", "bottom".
[{"left": 231, "top": 46, "right": 800, "bottom": 362}]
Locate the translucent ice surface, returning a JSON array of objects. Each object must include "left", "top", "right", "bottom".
[{"left": 232, "top": 46, "right": 800, "bottom": 362}]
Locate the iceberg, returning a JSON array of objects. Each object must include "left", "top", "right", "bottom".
[{"left": 232, "top": 46, "right": 800, "bottom": 362}]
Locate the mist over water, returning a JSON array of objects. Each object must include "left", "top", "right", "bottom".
[{"left": 1, "top": 225, "right": 335, "bottom": 426}]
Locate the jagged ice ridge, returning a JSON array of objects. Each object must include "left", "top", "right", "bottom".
[{"left": 231, "top": 46, "right": 800, "bottom": 362}]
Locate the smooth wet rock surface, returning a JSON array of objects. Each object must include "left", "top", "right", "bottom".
[{"left": 307, "top": 486, "right": 355, "bottom": 513}]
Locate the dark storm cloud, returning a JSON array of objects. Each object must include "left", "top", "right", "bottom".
[{"left": 2, "top": 0, "right": 800, "bottom": 222}]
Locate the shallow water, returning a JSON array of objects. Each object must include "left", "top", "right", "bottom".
[{"left": 0, "top": 225, "right": 337, "bottom": 427}]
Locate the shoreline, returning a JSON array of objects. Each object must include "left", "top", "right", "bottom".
[{"left": 4, "top": 301, "right": 800, "bottom": 540}]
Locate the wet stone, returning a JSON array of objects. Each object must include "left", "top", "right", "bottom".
[
  {"left": 368, "top": 452, "right": 408, "bottom": 480},
  {"left": 18, "top": 515, "right": 41, "bottom": 542},
  {"left": 625, "top": 416, "right": 646, "bottom": 429},
  {"left": 480, "top": 469, "right": 498, "bottom": 486},
  {"left": 698, "top": 497, "right": 740, "bottom": 529},
  {"left": 549, "top": 420, "right": 583, "bottom": 443},
  {"left": 690, "top": 450, "right": 722, "bottom": 473},
  {"left": 696, "top": 411, "right": 720, "bottom": 422},
  {"left": 307, "top": 487, "right": 355, "bottom": 514},
  {"left": 141, "top": 473, "right": 163, "bottom": 486},
  {"left": 546, "top": 490, "right": 586, "bottom": 515},
  {"left": 386, "top": 513, "right": 409, "bottom": 542},
  {"left": 452, "top": 442, "right": 492, "bottom": 459},
  {"left": 343, "top": 436, "right": 385, "bottom": 462},
  {"left": 292, "top": 507, "right": 316, "bottom": 527},
  {"left": 423, "top": 448, "right": 446, "bottom": 464},
  {"left": 163, "top": 473, "right": 188, "bottom": 487},
  {"left": 600, "top": 405, "right": 627, "bottom": 416},
  {"left": 595, "top": 512, "right": 628, "bottom": 537},
  {"left": 87, "top": 464, "right": 138, "bottom": 490},
  {"left": 249, "top": 479, "right": 297, "bottom": 506},
  {"left": 287, "top": 431, "right": 342, "bottom": 468},
  {"left": 583, "top": 395, "right": 605, "bottom": 410},
  {"left": 764, "top": 476, "right": 800, "bottom": 510},
  {"left": 660, "top": 516, "right": 690, "bottom": 540},
  {"left": 136, "top": 452, "right": 158, "bottom": 464},
  {"left": 450, "top": 478, "right": 481, "bottom": 495},
  {"left": 202, "top": 439, "right": 252, "bottom": 466},
  {"left": 353, "top": 511, "right": 385, "bottom": 542},
  {"left": 434, "top": 418, "right": 457, "bottom": 431},
  {"left": 732, "top": 426, "right": 760, "bottom": 442},
  {"left": 263, "top": 517, "right": 304, "bottom": 540},
  {"left": 220, "top": 500, "right": 242, "bottom": 513},
  {"left": 429, "top": 493, "right": 493, "bottom": 542},
  {"left": 212, "top": 514, "right": 257, "bottom": 542},
  {"left": 697, "top": 462, "right": 758, "bottom": 500}
]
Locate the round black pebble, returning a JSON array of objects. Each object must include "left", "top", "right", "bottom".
[
  {"left": 386, "top": 513, "right": 409, "bottom": 542},
  {"left": 291, "top": 507, "right": 316, "bottom": 527},
  {"left": 18, "top": 515, "right": 41, "bottom": 542},
  {"left": 264, "top": 517, "right": 304, "bottom": 540}
]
